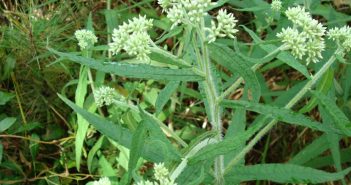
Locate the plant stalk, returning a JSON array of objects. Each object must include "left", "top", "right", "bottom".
[
  {"left": 224, "top": 49, "right": 341, "bottom": 174},
  {"left": 196, "top": 20, "right": 224, "bottom": 184}
]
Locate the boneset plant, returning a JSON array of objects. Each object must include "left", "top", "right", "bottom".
[{"left": 50, "top": 1, "right": 351, "bottom": 184}]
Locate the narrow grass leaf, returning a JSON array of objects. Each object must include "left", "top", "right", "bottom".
[
  {"left": 155, "top": 81, "right": 180, "bottom": 115},
  {"left": 221, "top": 100, "right": 344, "bottom": 135},
  {"left": 225, "top": 164, "right": 351, "bottom": 184},
  {"left": 49, "top": 49, "right": 203, "bottom": 81},
  {"left": 74, "top": 66, "right": 88, "bottom": 171}
]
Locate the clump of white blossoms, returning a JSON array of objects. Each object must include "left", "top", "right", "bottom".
[
  {"left": 109, "top": 15, "right": 153, "bottom": 61},
  {"left": 207, "top": 9, "right": 238, "bottom": 43},
  {"left": 158, "top": 0, "right": 216, "bottom": 28},
  {"left": 271, "top": 0, "right": 282, "bottom": 12},
  {"left": 92, "top": 177, "right": 111, "bottom": 185},
  {"left": 277, "top": 6, "right": 326, "bottom": 65},
  {"left": 94, "top": 86, "right": 117, "bottom": 107},
  {"left": 136, "top": 163, "right": 177, "bottom": 185},
  {"left": 74, "top": 29, "right": 98, "bottom": 50},
  {"left": 327, "top": 25, "right": 351, "bottom": 53}
]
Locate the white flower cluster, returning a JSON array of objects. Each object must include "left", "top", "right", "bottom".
[
  {"left": 327, "top": 26, "right": 351, "bottom": 52},
  {"left": 271, "top": 0, "right": 282, "bottom": 12},
  {"left": 207, "top": 9, "right": 238, "bottom": 43},
  {"left": 74, "top": 29, "right": 98, "bottom": 50},
  {"left": 277, "top": 6, "right": 326, "bottom": 64},
  {"left": 109, "top": 15, "right": 153, "bottom": 61},
  {"left": 92, "top": 177, "right": 111, "bottom": 185},
  {"left": 94, "top": 86, "right": 117, "bottom": 107},
  {"left": 136, "top": 163, "right": 177, "bottom": 185},
  {"left": 158, "top": 0, "right": 216, "bottom": 28}
]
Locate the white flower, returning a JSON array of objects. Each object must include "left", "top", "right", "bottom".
[
  {"left": 327, "top": 26, "right": 351, "bottom": 52},
  {"left": 92, "top": 177, "right": 111, "bottom": 185},
  {"left": 271, "top": 0, "right": 282, "bottom": 12},
  {"left": 124, "top": 31, "right": 152, "bottom": 61},
  {"left": 207, "top": 9, "right": 238, "bottom": 43},
  {"left": 74, "top": 29, "right": 98, "bottom": 50},
  {"left": 159, "top": 0, "right": 216, "bottom": 28},
  {"left": 167, "top": 4, "right": 185, "bottom": 28},
  {"left": 94, "top": 86, "right": 117, "bottom": 107},
  {"left": 277, "top": 6, "right": 326, "bottom": 64},
  {"left": 154, "top": 163, "right": 170, "bottom": 181},
  {"left": 109, "top": 15, "right": 153, "bottom": 61},
  {"left": 277, "top": 27, "right": 307, "bottom": 59}
]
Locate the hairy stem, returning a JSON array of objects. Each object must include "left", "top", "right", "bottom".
[
  {"left": 224, "top": 49, "right": 341, "bottom": 174},
  {"left": 196, "top": 20, "right": 224, "bottom": 184}
]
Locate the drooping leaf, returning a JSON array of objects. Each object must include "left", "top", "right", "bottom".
[
  {"left": 225, "top": 164, "right": 351, "bottom": 184},
  {"left": 49, "top": 49, "right": 203, "bottom": 82}
]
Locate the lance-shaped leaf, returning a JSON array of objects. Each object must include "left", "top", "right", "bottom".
[{"left": 49, "top": 48, "right": 203, "bottom": 81}]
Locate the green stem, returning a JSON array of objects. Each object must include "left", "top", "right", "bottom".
[
  {"left": 196, "top": 20, "right": 224, "bottom": 184},
  {"left": 224, "top": 49, "right": 341, "bottom": 174}
]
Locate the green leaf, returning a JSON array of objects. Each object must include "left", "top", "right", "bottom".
[
  {"left": 87, "top": 136, "right": 105, "bottom": 173},
  {"left": 312, "top": 91, "right": 351, "bottom": 136},
  {"left": 289, "top": 134, "right": 329, "bottom": 165},
  {"left": 149, "top": 47, "right": 191, "bottom": 67},
  {"left": 0, "top": 117, "right": 17, "bottom": 132},
  {"left": 189, "top": 118, "right": 267, "bottom": 164},
  {"left": 49, "top": 48, "right": 203, "bottom": 81},
  {"left": 300, "top": 69, "right": 334, "bottom": 113},
  {"left": 241, "top": 26, "right": 310, "bottom": 79},
  {"left": 320, "top": 103, "right": 345, "bottom": 184},
  {"left": 0, "top": 143, "right": 3, "bottom": 164},
  {"left": 59, "top": 94, "right": 179, "bottom": 162},
  {"left": 155, "top": 81, "right": 180, "bottom": 115},
  {"left": 224, "top": 108, "right": 246, "bottom": 165},
  {"left": 221, "top": 100, "right": 345, "bottom": 135},
  {"left": 0, "top": 91, "right": 15, "bottom": 105},
  {"left": 127, "top": 122, "right": 147, "bottom": 183},
  {"left": 306, "top": 148, "right": 351, "bottom": 168},
  {"left": 98, "top": 154, "right": 116, "bottom": 177},
  {"left": 74, "top": 66, "right": 89, "bottom": 171},
  {"left": 208, "top": 43, "right": 261, "bottom": 102},
  {"left": 30, "top": 134, "right": 40, "bottom": 160},
  {"left": 225, "top": 164, "right": 351, "bottom": 184}
]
